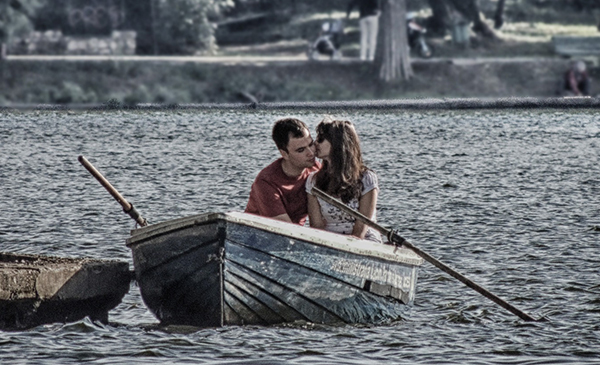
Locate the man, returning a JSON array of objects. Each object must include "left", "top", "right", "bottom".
[
  {"left": 347, "top": 0, "right": 380, "bottom": 61},
  {"left": 245, "top": 118, "right": 320, "bottom": 225}
]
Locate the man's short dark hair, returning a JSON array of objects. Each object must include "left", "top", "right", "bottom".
[{"left": 272, "top": 118, "right": 309, "bottom": 151}]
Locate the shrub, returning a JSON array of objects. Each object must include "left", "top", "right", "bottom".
[
  {"left": 51, "top": 81, "right": 96, "bottom": 104},
  {"left": 153, "top": 0, "right": 233, "bottom": 54}
]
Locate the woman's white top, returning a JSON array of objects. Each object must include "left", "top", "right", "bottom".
[{"left": 306, "top": 170, "right": 382, "bottom": 243}]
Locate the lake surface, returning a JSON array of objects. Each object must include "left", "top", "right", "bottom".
[{"left": 1, "top": 108, "right": 599, "bottom": 364}]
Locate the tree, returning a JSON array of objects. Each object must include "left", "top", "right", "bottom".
[
  {"left": 151, "top": 0, "right": 232, "bottom": 55},
  {"left": 378, "top": 0, "right": 412, "bottom": 82},
  {"left": 0, "top": 0, "right": 43, "bottom": 59}
]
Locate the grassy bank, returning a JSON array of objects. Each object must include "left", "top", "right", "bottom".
[{"left": 0, "top": 56, "right": 595, "bottom": 106}]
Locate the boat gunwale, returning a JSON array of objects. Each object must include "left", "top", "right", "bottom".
[
  {"left": 0, "top": 252, "right": 129, "bottom": 270},
  {"left": 126, "top": 212, "right": 424, "bottom": 266}
]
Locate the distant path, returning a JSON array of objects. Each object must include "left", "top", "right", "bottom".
[
  {"left": 5, "top": 54, "right": 309, "bottom": 65},
  {"left": 3, "top": 97, "right": 599, "bottom": 111},
  {"left": 5, "top": 54, "right": 564, "bottom": 66}
]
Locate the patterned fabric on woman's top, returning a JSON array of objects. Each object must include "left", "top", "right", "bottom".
[{"left": 306, "top": 170, "right": 382, "bottom": 243}]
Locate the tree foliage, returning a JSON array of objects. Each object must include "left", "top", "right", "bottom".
[
  {"left": 0, "top": 0, "right": 45, "bottom": 43},
  {"left": 4, "top": 0, "right": 233, "bottom": 55},
  {"left": 152, "top": 0, "right": 233, "bottom": 54}
]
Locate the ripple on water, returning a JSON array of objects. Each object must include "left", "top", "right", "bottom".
[{"left": 0, "top": 109, "right": 599, "bottom": 364}]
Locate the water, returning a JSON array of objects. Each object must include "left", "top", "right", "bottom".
[{"left": 1, "top": 108, "right": 599, "bottom": 364}]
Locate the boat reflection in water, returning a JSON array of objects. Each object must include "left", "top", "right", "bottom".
[{"left": 126, "top": 212, "right": 423, "bottom": 328}]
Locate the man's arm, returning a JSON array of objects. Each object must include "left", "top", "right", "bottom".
[{"left": 246, "top": 178, "right": 290, "bottom": 220}]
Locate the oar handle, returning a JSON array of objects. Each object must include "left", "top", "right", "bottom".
[
  {"left": 79, "top": 155, "right": 147, "bottom": 227},
  {"left": 311, "top": 187, "right": 542, "bottom": 322}
]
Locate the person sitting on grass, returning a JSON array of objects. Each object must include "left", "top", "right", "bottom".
[{"left": 561, "top": 60, "right": 591, "bottom": 97}]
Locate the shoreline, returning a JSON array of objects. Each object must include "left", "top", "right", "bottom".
[
  {"left": 1, "top": 96, "right": 599, "bottom": 111},
  {"left": 1, "top": 56, "right": 595, "bottom": 104}
]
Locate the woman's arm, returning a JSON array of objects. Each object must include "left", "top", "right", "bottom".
[
  {"left": 351, "top": 189, "right": 378, "bottom": 239},
  {"left": 307, "top": 194, "right": 326, "bottom": 229}
]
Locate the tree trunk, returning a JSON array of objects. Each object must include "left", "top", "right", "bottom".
[
  {"left": 378, "top": 0, "right": 412, "bottom": 82},
  {"left": 494, "top": 0, "right": 506, "bottom": 29}
]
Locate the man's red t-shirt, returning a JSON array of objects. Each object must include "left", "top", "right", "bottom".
[{"left": 245, "top": 158, "right": 320, "bottom": 225}]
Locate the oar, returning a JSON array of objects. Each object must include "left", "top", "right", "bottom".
[
  {"left": 78, "top": 155, "right": 148, "bottom": 227},
  {"left": 311, "top": 187, "right": 543, "bottom": 322}
]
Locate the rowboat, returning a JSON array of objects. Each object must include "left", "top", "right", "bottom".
[
  {"left": 126, "top": 211, "right": 423, "bottom": 328},
  {"left": 80, "top": 155, "right": 540, "bottom": 324},
  {"left": 0, "top": 252, "right": 131, "bottom": 330}
]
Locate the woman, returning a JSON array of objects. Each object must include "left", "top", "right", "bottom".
[{"left": 305, "top": 118, "right": 382, "bottom": 243}]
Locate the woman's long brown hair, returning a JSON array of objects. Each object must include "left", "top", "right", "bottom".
[{"left": 314, "top": 119, "right": 367, "bottom": 203}]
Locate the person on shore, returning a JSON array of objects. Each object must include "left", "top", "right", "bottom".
[
  {"left": 245, "top": 118, "right": 320, "bottom": 225},
  {"left": 346, "top": 0, "right": 381, "bottom": 61},
  {"left": 305, "top": 118, "right": 382, "bottom": 243},
  {"left": 561, "top": 60, "right": 591, "bottom": 97}
]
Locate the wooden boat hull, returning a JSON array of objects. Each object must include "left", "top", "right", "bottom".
[
  {"left": 127, "top": 212, "right": 423, "bottom": 328},
  {"left": 0, "top": 253, "right": 131, "bottom": 330}
]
